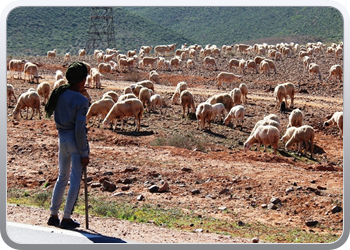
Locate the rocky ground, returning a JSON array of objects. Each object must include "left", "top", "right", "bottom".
[{"left": 6, "top": 50, "right": 344, "bottom": 243}]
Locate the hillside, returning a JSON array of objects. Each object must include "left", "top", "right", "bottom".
[
  {"left": 6, "top": 7, "right": 193, "bottom": 57},
  {"left": 126, "top": 7, "right": 343, "bottom": 46},
  {"left": 7, "top": 6, "right": 343, "bottom": 57}
]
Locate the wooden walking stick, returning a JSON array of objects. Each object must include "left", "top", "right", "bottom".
[{"left": 84, "top": 167, "right": 89, "bottom": 229}]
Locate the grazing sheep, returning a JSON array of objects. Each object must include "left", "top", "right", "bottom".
[
  {"left": 140, "top": 57, "right": 158, "bottom": 70},
  {"left": 259, "top": 60, "right": 270, "bottom": 76},
  {"left": 264, "top": 59, "right": 277, "bottom": 74},
  {"left": 78, "top": 48, "right": 86, "bottom": 59},
  {"left": 216, "top": 72, "right": 242, "bottom": 89},
  {"left": 264, "top": 114, "right": 280, "bottom": 124},
  {"left": 172, "top": 81, "right": 188, "bottom": 104},
  {"left": 36, "top": 82, "right": 51, "bottom": 105},
  {"left": 64, "top": 52, "right": 70, "bottom": 61},
  {"left": 224, "top": 105, "right": 245, "bottom": 130},
  {"left": 280, "top": 82, "right": 296, "bottom": 108},
  {"left": 103, "top": 53, "right": 117, "bottom": 62},
  {"left": 245, "top": 60, "right": 259, "bottom": 74},
  {"left": 244, "top": 125, "right": 280, "bottom": 154},
  {"left": 118, "top": 93, "right": 137, "bottom": 102},
  {"left": 251, "top": 119, "right": 281, "bottom": 136},
  {"left": 149, "top": 70, "right": 160, "bottom": 84},
  {"left": 170, "top": 57, "right": 181, "bottom": 71},
  {"left": 136, "top": 80, "right": 155, "bottom": 92},
  {"left": 47, "top": 49, "right": 57, "bottom": 59},
  {"left": 85, "top": 74, "right": 92, "bottom": 88},
  {"left": 196, "top": 102, "right": 213, "bottom": 130},
  {"left": 323, "top": 111, "right": 343, "bottom": 138},
  {"left": 206, "top": 93, "right": 234, "bottom": 112},
  {"left": 139, "top": 87, "right": 153, "bottom": 111},
  {"left": 102, "top": 91, "right": 119, "bottom": 103},
  {"left": 285, "top": 125, "right": 315, "bottom": 158},
  {"left": 154, "top": 45, "right": 169, "bottom": 56},
  {"left": 308, "top": 63, "right": 322, "bottom": 80},
  {"left": 55, "top": 70, "right": 64, "bottom": 81},
  {"left": 149, "top": 94, "right": 162, "bottom": 113},
  {"left": 239, "top": 83, "right": 248, "bottom": 103},
  {"left": 203, "top": 56, "right": 217, "bottom": 70},
  {"left": 13, "top": 90, "right": 41, "bottom": 120},
  {"left": 9, "top": 59, "right": 27, "bottom": 79},
  {"left": 328, "top": 65, "right": 343, "bottom": 82},
  {"left": 7, "top": 84, "right": 17, "bottom": 106},
  {"left": 254, "top": 56, "right": 266, "bottom": 65},
  {"left": 287, "top": 109, "right": 303, "bottom": 128},
  {"left": 123, "top": 86, "right": 133, "bottom": 95},
  {"left": 211, "top": 103, "right": 226, "bottom": 123},
  {"left": 102, "top": 98, "right": 143, "bottom": 131},
  {"left": 228, "top": 58, "right": 240, "bottom": 70},
  {"left": 274, "top": 84, "right": 288, "bottom": 109},
  {"left": 230, "top": 88, "right": 242, "bottom": 106},
  {"left": 92, "top": 70, "right": 102, "bottom": 89},
  {"left": 180, "top": 90, "right": 196, "bottom": 118},
  {"left": 98, "top": 63, "right": 113, "bottom": 74},
  {"left": 53, "top": 79, "right": 67, "bottom": 89},
  {"left": 23, "top": 62, "right": 39, "bottom": 83},
  {"left": 86, "top": 97, "right": 115, "bottom": 127},
  {"left": 281, "top": 126, "right": 298, "bottom": 143},
  {"left": 187, "top": 59, "right": 194, "bottom": 69}
]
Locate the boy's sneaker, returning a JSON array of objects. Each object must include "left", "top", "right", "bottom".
[
  {"left": 60, "top": 218, "right": 80, "bottom": 229},
  {"left": 47, "top": 215, "right": 60, "bottom": 227}
]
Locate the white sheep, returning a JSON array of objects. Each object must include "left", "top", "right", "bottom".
[
  {"left": 180, "top": 90, "right": 196, "bottom": 118},
  {"left": 224, "top": 105, "right": 245, "bottom": 130},
  {"left": 92, "top": 71, "right": 102, "bottom": 89},
  {"left": 139, "top": 87, "right": 153, "bottom": 111},
  {"left": 263, "top": 114, "right": 280, "bottom": 124},
  {"left": 149, "top": 94, "right": 162, "bottom": 113},
  {"left": 211, "top": 103, "right": 226, "bottom": 123},
  {"left": 98, "top": 63, "right": 113, "bottom": 74},
  {"left": 274, "top": 84, "right": 287, "bottom": 109},
  {"left": 149, "top": 70, "right": 160, "bottom": 84},
  {"left": 78, "top": 48, "right": 86, "bottom": 59},
  {"left": 53, "top": 79, "right": 67, "bottom": 89},
  {"left": 308, "top": 63, "right": 322, "bottom": 80},
  {"left": 102, "top": 91, "right": 119, "bottom": 103},
  {"left": 230, "top": 88, "right": 242, "bottom": 106},
  {"left": 251, "top": 119, "right": 281, "bottom": 136},
  {"left": 9, "top": 59, "right": 27, "bottom": 79},
  {"left": 64, "top": 52, "right": 70, "bottom": 61},
  {"left": 140, "top": 57, "right": 158, "bottom": 70},
  {"left": 239, "top": 83, "right": 248, "bottom": 103},
  {"left": 280, "top": 82, "right": 296, "bottom": 108},
  {"left": 102, "top": 98, "right": 143, "bottom": 131},
  {"left": 244, "top": 125, "right": 280, "bottom": 154},
  {"left": 23, "top": 62, "right": 39, "bottom": 83},
  {"left": 47, "top": 49, "right": 57, "bottom": 59},
  {"left": 136, "top": 80, "right": 155, "bottom": 92},
  {"left": 7, "top": 84, "right": 17, "bottom": 106},
  {"left": 187, "top": 59, "right": 194, "bottom": 69},
  {"left": 36, "top": 82, "right": 51, "bottom": 105},
  {"left": 203, "top": 56, "right": 217, "bottom": 70},
  {"left": 259, "top": 60, "right": 270, "bottom": 76},
  {"left": 86, "top": 97, "right": 115, "bottom": 127},
  {"left": 170, "top": 57, "right": 181, "bottom": 71},
  {"left": 13, "top": 90, "right": 41, "bottom": 120},
  {"left": 196, "top": 102, "right": 213, "bottom": 130},
  {"left": 228, "top": 58, "right": 240, "bottom": 70},
  {"left": 287, "top": 109, "right": 303, "bottom": 128},
  {"left": 328, "top": 65, "right": 343, "bottom": 82},
  {"left": 206, "top": 93, "right": 234, "bottom": 112},
  {"left": 216, "top": 72, "right": 242, "bottom": 89},
  {"left": 172, "top": 81, "right": 188, "bottom": 104},
  {"left": 285, "top": 125, "right": 315, "bottom": 158},
  {"left": 323, "top": 111, "right": 343, "bottom": 138},
  {"left": 118, "top": 93, "right": 137, "bottom": 103},
  {"left": 281, "top": 127, "right": 300, "bottom": 153},
  {"left": 123, "top": 86, "right": 133, "bottom": 95},
  {"left": 55, "top": 70, "right": 65, "bottom": 81}
]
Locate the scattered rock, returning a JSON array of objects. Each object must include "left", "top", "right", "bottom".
[
  {"left": 191, "top": 189, "right": 201, "bottom": 195},
  {"left": 121, "top": 185, "right": 130, "bottom": 191},
  {"left": 270, "top": 197, "right": 281, "bottom": 204},
  {"left": 181, "top": 167, "right": 192, "bottom": 172},
  {"left": 331, "top": 206, "right": 342, "bottom": 214},
  {"left": 261, "top": 204, "right": 268, "bottom": 208},
  {"left": 286, "top": 187, "right": 294, "bottom": 193},
  {"left": 194, "top": 228, "right": 203, "bottom": 233},
  {"left": 148, "top": 185, "right": 159, "bottom": 193},
  {"left": 123, "top": 167, "right": 138, "bottom": 173},
  {"left": 219, "top": 188, "right": 229, "bottom": 195},
  {"left": 238, "top": 221, "right": 245, "bottom": 226},
  {"left": 218, "top": 206, "right": 227, "bottom": 211},
  {"left": 112, "top": 192, "right": 125, "bottom": 197},
  {"left": 158, "top": 182, "right": 169, "bottom": 193},
  {"left": 103, "top": 171, "right": 114, "bottom": 176},
  {"left": 101, "top": 180, "right": 116, "bottom": 192},
  {"left": 252, "top": 237, "right": 259, "bottom": 243},
  {"left": 137, "top": 195, "right": 145, "bottom": 201},
  {"left": 305, "top": 220, "right": 318, "bottom": 227},
  {"left": 90, "top": 182, "right": 102, "bottom": 188},
  {"left": 268, "top": 203, "right": 278, "bottom": 210}
]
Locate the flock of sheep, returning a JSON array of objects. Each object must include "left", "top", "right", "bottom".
[{"left": 7, "top": 40, "right": 344, "bottom": 159}]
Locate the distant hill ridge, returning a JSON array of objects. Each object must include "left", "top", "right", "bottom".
[{"left": 7, "top": 6, "right": 343, "bottom": 57}]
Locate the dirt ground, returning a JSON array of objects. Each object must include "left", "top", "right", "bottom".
[{"left": 6, "top": 50, "right": 344, "bottom": 243}]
